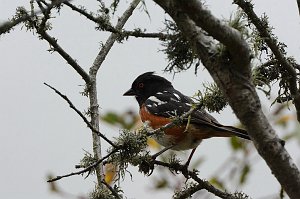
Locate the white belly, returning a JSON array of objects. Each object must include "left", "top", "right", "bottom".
[{"left": 152, "top": 133, "right": 202, "bottom": 151}]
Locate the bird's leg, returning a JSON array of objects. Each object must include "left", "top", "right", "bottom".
[
  {"left": 152, "top": 145, "right": 175, "bottom": 160},
  {"left": 184, "top": 147, "right": 197, "bottom": 168}
]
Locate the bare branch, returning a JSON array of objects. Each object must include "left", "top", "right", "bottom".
[
  {"left": 12, "top": 0, "right": 91, "bottom": 83},
  {"left": 47, "top": 148, "right": 119, "bottom": 182},
  {"left": 89, "top": 0, "right": 141, "bottom": 75},
  {"left": 38, "top": 31, "right": 91, "bottom": 83},
  {"left": 63, "top": 1, "right": 169, "bottom": 40},
  {"left": 43, "top": 83, "right": 117, "bottom": 147}
]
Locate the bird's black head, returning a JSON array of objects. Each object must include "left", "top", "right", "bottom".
[{"left": 123, "top": 72, "right": 173, "bottom": 106}]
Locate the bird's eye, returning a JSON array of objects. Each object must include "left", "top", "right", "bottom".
[{"left": 138, "top": 82, "right": 144, "bottom": 88}]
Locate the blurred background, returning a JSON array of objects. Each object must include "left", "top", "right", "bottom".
[{"left": 0, "top": 0, "right": 299, "bottom": 198}]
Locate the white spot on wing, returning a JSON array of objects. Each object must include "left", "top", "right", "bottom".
[
  {"left": 156, "top": 92, "right": 163, "bottom": 95},
  {"left": 148, "top": 96, "right": 161, "bottom": 103},
  {"left": 173, "top": 93, "right": 181, "bottom": 100},
  {"left": 148, "top": 96, "right": 167, "bottom": 105},
  {"left": 170, "top": 98, "right": 178, "bottom": 102}
]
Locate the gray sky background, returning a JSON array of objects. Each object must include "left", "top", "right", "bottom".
[{"left": 0, "top": 0, "right": 299, "bottom": 199}]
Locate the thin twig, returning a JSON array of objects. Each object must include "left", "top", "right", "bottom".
[
  {"left": 234, "top": 0, "right": 300, "bottom": 121},
  {"left": 89, "top": 0, "right": 141, "bottom": 75},
  {"left": 0, "top": 0, "right": 73, "bottom": 35},
  {"left": 38, "top": 31, "right": 90, "bottom": 83},
  {"left": 43, "top": 83, "right": 117, "bottom": 147},
  {"left": 101, "top": 180, "right": 122, "bottom": 199},
  {"left": 47, "top": 148, "right": 119, "bottom": 182},
  {"left": 63, "top": 1, "right": 169, "bottom": 40}
]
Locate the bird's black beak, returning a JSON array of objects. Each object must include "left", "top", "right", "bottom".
[{"left": 123, "top": 88, "right": 136, "bottom": 96}]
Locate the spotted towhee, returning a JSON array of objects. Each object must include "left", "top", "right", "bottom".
[{"left": 124, "top": 72, "right": 250, "bottom": 164}]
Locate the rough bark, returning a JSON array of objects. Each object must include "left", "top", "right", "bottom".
[
  {"left": 88, "top": 0, "right": 141, "bottom": 185},
  {"left": 153, "top": 0, "right": 300, "bottom": 198}
]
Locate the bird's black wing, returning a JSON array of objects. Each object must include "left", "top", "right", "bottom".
[
  {"left": 144, "top": 89, "right": 219, "bottom": 126},
  {"left": 144, "top": 89, "right": 250, "bottom": 139}
]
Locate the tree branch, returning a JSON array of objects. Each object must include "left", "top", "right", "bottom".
[
  {"left": 173, "top": 183, "right": 204, "bottom": 199},
  {"left": 43, "top": 83, "right": 117, "bottom": 147},
  {"left": 234, "top": 0, "right": 300, "bottom": 122},
  {"left": 63, "top": 1, "right": 169, "bottom": 40},
  {"left": 153, "top": 0, "right": 300, "bottom": 198},
  {"left": 38, "top": 31, "right": 90, "bottom": 83},
  {"left": 87, "top": 0, "right": 141, "bottom": 186},
  {"left": 46, "top": 100, "right": 199, "bottom": 183},
  {"left": 0, "top": 0, "right": 73, "bottom": 35},
  {"left": 101, "top": 180, "right": 122, "bottom": 199},
  {"left": 0, "top": 15, "right": 30, "bottom": 35},
  {"left": 89, "top": 0, "right": 141, "bottom": 75},
  {"left": 297, "top": 0, "right": 300, "bottom": 16},
  {"left": 47, "top": 148, "right": 119, "bottom": 182},
  {"left": 178, "top": 0, "right": 251, "bottom": 72},
  {"left": 153, "top": 160, "right": 246, "bottom": 199}
]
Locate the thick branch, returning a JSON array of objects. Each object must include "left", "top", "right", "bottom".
[
  {"left": 297, "top": 0, "right": 300, "bottom": 16},
  {"left": 101, "top": 180, "right": 122, "bottom": 199},
  {"left": 155, "top": 0, "right": 250, "bottom": 72},
  {"left": 173, "top": 183, "right": 204, "bottom": 199},
  {"left": 178, "top": 0, "right": 251, "bottom": 72},
  {"left": 153, "top": 1, "right": 300, "bottom": 198},
  {"left": 154, "top": 160, "right": 245, "bottom": 199},
  {"left": 0, "top": 15, "right": 30, "bottom": 35},
  {"left": 87, "top": 0, "right": 141, "bottom": 186}
]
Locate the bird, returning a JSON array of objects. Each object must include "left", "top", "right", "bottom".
[{"left": 123, "top": 72, "right": 251, "bottom": 165}]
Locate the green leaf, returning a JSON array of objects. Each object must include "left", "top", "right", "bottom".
[
  {"left": 239, "top": 164, "right": 250, "bottom": 185},
  {"left": 101, "top": 112, "right": 120, "bottom": 125},
  {"left": 230, "top": 136, "right": 243, "bottom": 151},
  {"left": 209, "top": 177, "right": 224, "bottom": 189},
  {"left": 100, "top": 110, "right": 138, "bottom": 130},
  {"left": 155, "top": 178, "right": 169, "bottom": 189}
]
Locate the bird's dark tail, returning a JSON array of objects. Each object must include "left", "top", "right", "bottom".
[
  {"left": 222, "top": 125, "right": 251, "bottom": 140},
  {"left": 222, "top": 125, "right": 285, "bottom": 146}
]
